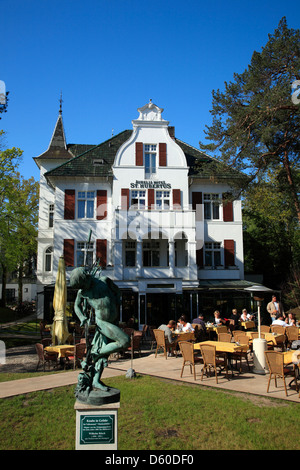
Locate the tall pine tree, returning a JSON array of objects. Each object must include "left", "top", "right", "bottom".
[{"left": 200, "top": 17, "right": 300, "bottom": 223}]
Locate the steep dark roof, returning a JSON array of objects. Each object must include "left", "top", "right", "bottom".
[
  {"left": 34, "top": 113, "right": 73, "bottom": 166},
  {"left": 44, "top": 128, "right": 244, "bottom": 184},
  {"left": 175, "top": 138, "right": 243, "bottom": 181},
  {"left": 45, "top": 130, "right": 132, "bottom": 180}
]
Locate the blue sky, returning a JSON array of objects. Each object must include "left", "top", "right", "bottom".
[{"left": 1, "top": 0, "right": 297, "bottom": 181}]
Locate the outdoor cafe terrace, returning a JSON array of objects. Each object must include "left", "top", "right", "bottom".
[{"left": 1, "top": 321, "right": 300, "bottom": 403}]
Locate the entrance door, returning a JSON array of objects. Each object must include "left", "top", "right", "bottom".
[{"left": 146, "top": 293, "right": 176, "bottom": 327}]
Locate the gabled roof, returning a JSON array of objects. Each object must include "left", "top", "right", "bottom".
[{"left": 43, "top": 126, "right": 244, "bottom": 184}]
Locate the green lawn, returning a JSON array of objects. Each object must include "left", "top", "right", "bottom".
[{"left": 0, "top": 374, "right": 299, "bottom": 450}]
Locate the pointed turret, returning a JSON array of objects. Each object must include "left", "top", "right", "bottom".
[{"left": 34, "top": 96, "right": 73, "bottom": 168}]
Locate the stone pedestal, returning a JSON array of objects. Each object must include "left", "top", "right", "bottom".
[{"left": 75, "top": 400, "right": 120, "bottom": 450}]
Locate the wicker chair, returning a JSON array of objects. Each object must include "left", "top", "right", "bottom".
[
  {"left": 199, "top": 344, "right": 228, "bottom": 384},
  {"left": 285, "top": 326, "right": 299, "bottom": 349},
  {"left": 153, "top": 329, "right": 177, "bottom": 359},
  {"left": 260, "top": 325, "right": 270, "bottom": 333},
  {"left": 264, "top": 351, "right": 296, "bottom": 396},
  {"left": 65, "top": 343, "right": 86, "bottom": 370},
  {"left": 35, "top": 343, "right": 58, "bottom": 371},
  {"left": 270, "top": 325, "right": 286, "bottom": 335},
  {"left": 218, "top": 333, "right": 232, "bottom": 343},
  {"left": 179, "top": 341, "right": 202, "bottom": 380},
  {"left": 232, "top": 335, "right": 251, "bottom": 372}
]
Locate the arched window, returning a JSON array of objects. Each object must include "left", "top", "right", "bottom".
[{"left": 45, "top": 246, "right": 53, "bottom": 272}]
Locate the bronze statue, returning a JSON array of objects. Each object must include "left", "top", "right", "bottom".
[{"left": 70, "top": 264, "right": 130, "bottom": 404}]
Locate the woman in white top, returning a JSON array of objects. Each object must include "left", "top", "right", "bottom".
[
  {"left": 240, "top": 309, "right": 253, "bottom": 322},
  {"left": 178, "top": 315, "right": 194, "bottom": 332}
]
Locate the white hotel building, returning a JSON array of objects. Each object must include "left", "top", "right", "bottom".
[{"left": 34, "top": 101, "right": 252, "bottom": 327}]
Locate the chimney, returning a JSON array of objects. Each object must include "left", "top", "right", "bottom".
[{"left": 168, "top": 126, "right": 175, "bottom": 139}]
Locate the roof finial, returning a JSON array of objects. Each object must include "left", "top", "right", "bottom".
[{"left": 59, "top": 91, "right": 63, "bottom": 115}]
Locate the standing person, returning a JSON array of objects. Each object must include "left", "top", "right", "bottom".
[{"left": 267, "top": 295, "right": 284, "bottom": 321}]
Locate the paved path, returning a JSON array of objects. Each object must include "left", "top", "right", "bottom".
[{"left": 1, "top": 349, "right": 299, "bottom": 403}]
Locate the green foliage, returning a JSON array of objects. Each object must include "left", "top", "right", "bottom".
[
  {"left": 0, "top": 132, "right": 38, "bottom": 305},
  {"left": 200, "top": 17, "right": 300, "bottom": 222}
]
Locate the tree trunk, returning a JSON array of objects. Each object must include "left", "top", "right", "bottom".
[
  {"left": 0, "top": 263, "right": 7, "bottom": 307},
  {"left": 283, "top": 151, "right": 300, "bottom": 224},
  {"left": 18, "top": 263, "right": 23, "bottom": 306}
]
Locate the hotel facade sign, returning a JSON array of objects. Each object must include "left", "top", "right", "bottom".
[{"left": 130, "top": 180, "right": 171, "bottom": 189}]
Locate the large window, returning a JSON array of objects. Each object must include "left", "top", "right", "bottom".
[
  {"left": 204, "top": 242, "right": 221, "bottom": 267},
  {"left": 143, "top": 240, "right": 160, "bottom": 267},
  {"left": 204, "top": 194, "right": 220, "bottom": 220},
  {"left": 125, "top": 241, "right": 136, "bottom": 266},
  {"left": 144, "top": 144, "right": 157, "bottom": 178},
  {"left": 131, "top": 190, "right": 146, "bottom": 209},
  {"left": 77, "top": 191, "right": 95, "bottom": 219},
  {"left": 76, "top": 241, "right": 94, "bottom": 267},
  {"left": 156, "top": 190, "right": 170, "bottom": 210}
]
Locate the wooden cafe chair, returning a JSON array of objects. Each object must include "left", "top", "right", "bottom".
[
  {"left": 264, "top": 350, "right": 296, "bottom": 397},
  {"left": 179, "top": 341, "right": 202, "bottom": 380},
  {"left": 199, "top": 344, "right": 228, "bottom": 384}
]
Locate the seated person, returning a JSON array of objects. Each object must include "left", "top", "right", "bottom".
[
  {"left": 229, "top": 308, "right": 240, "bottom": 331},
  {"left": 178, "top": 315, "right": 194, "bottom": 332},
  {"left": 285, "top": 312, "right": 296, "bottom": 326},
  {"left": 272, "top": 313, "right": 288, "bottom": 326},
  {"left": 192, "top": 314, "right": 206, "bottom": 332},
  {"left": 213, "top": 310, "right": 226, "bottom": 325},
  {"left": 240, "top": 309, "right": 253, "bottom": 322},
  {"left": 158, "top": 320, "right": 178, "bottom": 355}
]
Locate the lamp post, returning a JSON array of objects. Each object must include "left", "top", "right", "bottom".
[{"left": 244, "top": 285, "right": 273, "bottom": 375}]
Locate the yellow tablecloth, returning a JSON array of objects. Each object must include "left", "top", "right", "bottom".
[
  {"left": 241, "top": 321, "right": 255, "bottom": 329},
  {"left": 246, "top": 331, "right": 285, "bottom": 345},
  {"left": 45, "top": 345, "right": 75, "bottom": 358},
  {"left": 194, "top": 340, "right": 248, "bottom": 354}
]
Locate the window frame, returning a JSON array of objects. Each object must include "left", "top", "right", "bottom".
[
  {"left": 144, "top": 144, "right": 157, "bottom": 179},
  {"left": 77, "top": 191, "right": 95, "bottom": 219},
  {"left": 204, "top": 193, "right": 221, "bottom": 220},
  {"left": 76, "top": 241, "right": 94, "bottom": 267},
  {"left": 204, "top": 242, "right": 222, "bottom": 267}
]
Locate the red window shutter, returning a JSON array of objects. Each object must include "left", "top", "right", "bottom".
[
  {"left": 159, "top": 143, "right": 167, "bottom": 166},
  {"left": 96, "top": 239, "right": 107, "bottom": 267},
  {"left": 224, "top": 239, "right": 235, "bottom": 266},
  {"left": 192, "top": 192, "right": 202, "bottom": 221},
  {"left": 64, "top": 239, "right": 74, "bottom": 267},
  {"left": 148, "top": 188, "right": 155, "bottom": 210},
  {"left": 97, "top": 190, "right": 107, "bottom": 220},
  {"left": 64, "top": 190, "right": 75, "bottom": 220},
  {"left": 135, "top": 142, "right": 143, "bottom": 166},
  {"left": 173, "top": 189, "right": 181, "bottom": 210},
  {"left": 121, "top": 188, "right": 129, "bottom": 210},
  {"left": 196, "top": 248, "right": 204, "bottom": 267},
  {"left": 223, "top": 196, "right": 233, "bottom": 222}
]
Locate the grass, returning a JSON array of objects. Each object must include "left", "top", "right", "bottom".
[{"left": 0, "top": 374, "right": 299, "bottom": 450}]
